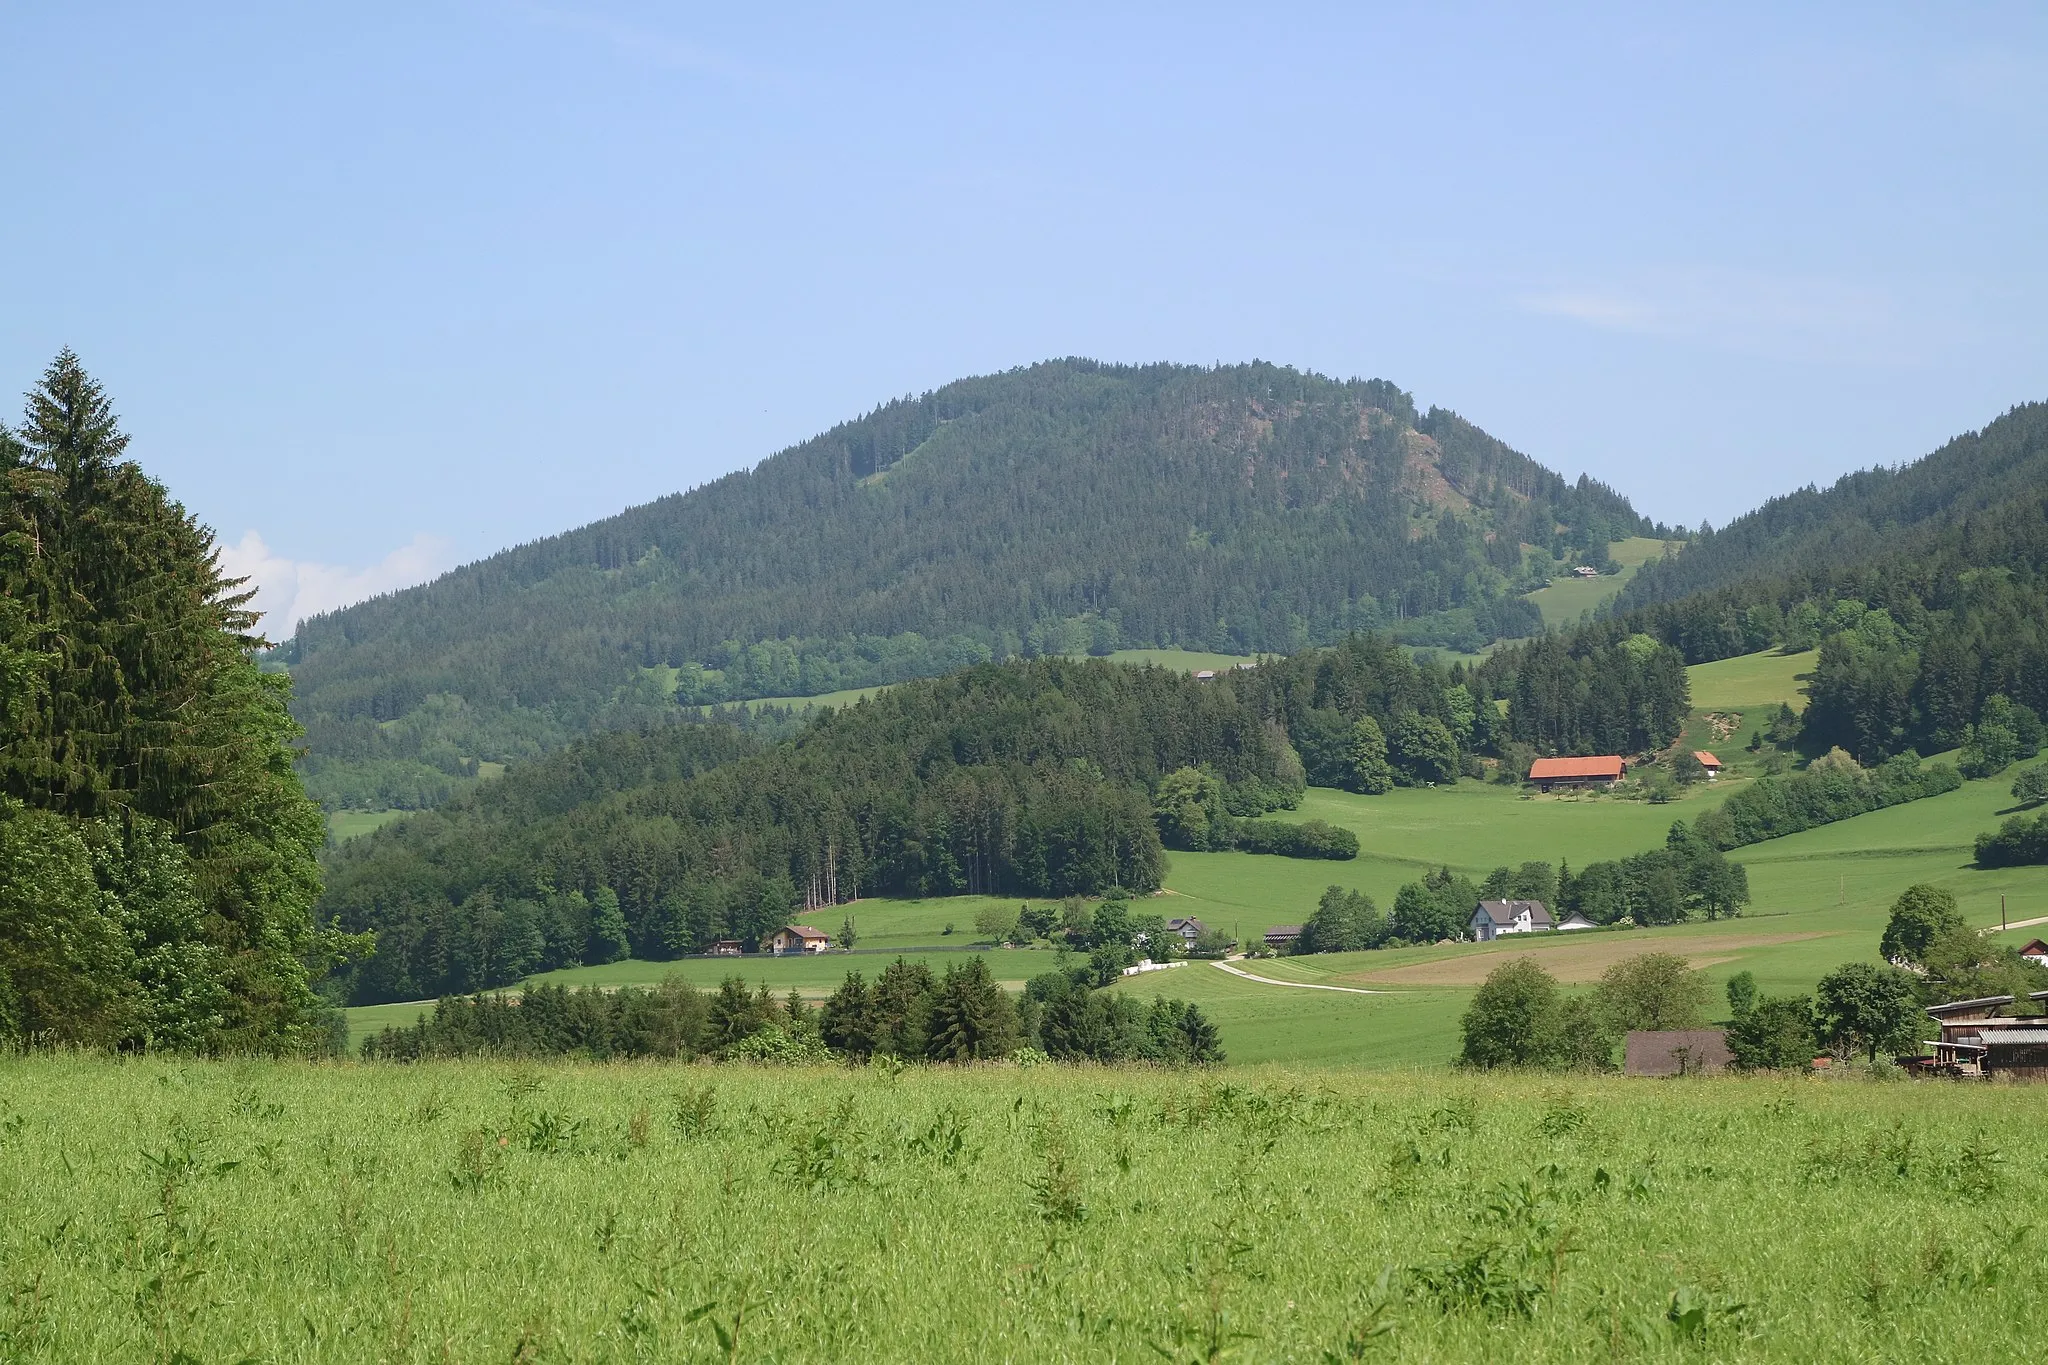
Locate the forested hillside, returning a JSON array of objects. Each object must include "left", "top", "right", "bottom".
[
  {"left": 0, "top": 354, "right": 335, "bottom": 1053},
  {"left": 320, "top": 634, "right": 1689, "bottom": 1005},
  {"left": 1615, "top": 402, "right": 2048, "bottom": 615},
  {"left": 1585, "top": 402, "right": 2048, "bottom": 765},
  {"left": 322, "top": 658, "right": 1303, "bottom": 1001},
  {"left": 281, "top": 360, "right": 1652, "bottom": 809}
]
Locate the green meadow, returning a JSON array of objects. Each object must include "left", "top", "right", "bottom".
[
  {"left": 325, "top": 808, "right": 407, "bottom": 843},
  {"left": 1684, "top": 647, "right": 1815, "bottom": 714},
  {"left": 1524, "top": 536, "right": 1673, "bottom": 628},
  {"left": 3, "top": 1057, "right": 2042, "bottom": 1363}
]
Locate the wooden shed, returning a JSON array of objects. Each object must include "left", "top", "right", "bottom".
[
  {"left": 1924, "top": 993, "right": 2048, "bottom": 1078},
  {"left": 1624, "top": 1029, "right": 1733, "bottom": 1077}
]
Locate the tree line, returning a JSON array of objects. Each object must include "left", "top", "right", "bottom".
[
  {"left": 1291, "top": 827, "right": 1749, "bottom": 954},
  {"left": 0, "top": 354, "right": 337, "bottom": 1053},
  {"left": 1689, "top": 747, "right": 1961, "bottom": 849},
  {"left": 1975, "top": 764, "right": 2048, "bottom": 867},
  {"left": 360, "top": 956, "right": 1223, "bottom": 1066}
]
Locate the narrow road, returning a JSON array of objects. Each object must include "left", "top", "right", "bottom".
[
  {"left": 1989, "top": 913, "right": 2048, "bottom": 933},
  {"left": 1210, "top": 961, "right": 1388, "bottom": 995}
]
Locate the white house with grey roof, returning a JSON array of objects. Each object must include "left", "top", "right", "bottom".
[{"left": 1469, "top": 899, "right": 1554, "bottom": 941}]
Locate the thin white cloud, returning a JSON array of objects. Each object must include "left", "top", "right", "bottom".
[
  {"left": 218, "top": 531, "right": 455, "bottom": 638},
  {"left": 1515, "top": 267, "right": 1939, "bottom": 366},
  {"left": 509, "top": 2, "right": 779, "bottom": 88},
  {"left": 1517, "top": 290, "right": 1658, "bottom": 331}
]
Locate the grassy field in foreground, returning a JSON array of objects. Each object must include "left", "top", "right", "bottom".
[
  {"left": 3, "top": 1058, "right": 2042, "bottom": 1363},
  {"left": 1525, "top": 536, "right": 1674, "bottom": 628}
]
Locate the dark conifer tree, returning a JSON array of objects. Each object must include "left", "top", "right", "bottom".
[{"left": 0, "top": 353, "right": 328, "bottom": 1051}]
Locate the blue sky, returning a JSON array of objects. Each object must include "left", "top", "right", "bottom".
[{"left": 4, "top": 3, "right": 2044, "bottom": 631}]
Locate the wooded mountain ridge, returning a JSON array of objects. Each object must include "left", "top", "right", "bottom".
[
  {"left": 278, "top": 360, "right": 1653, "bottom": 809},
  {"left": 1589, "top": 402, "right": 2048, "bottom": 764}
]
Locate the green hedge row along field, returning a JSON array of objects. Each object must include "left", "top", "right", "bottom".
[{"left": 2, "top": 1059, "right": 2042, "bottom": 1363}]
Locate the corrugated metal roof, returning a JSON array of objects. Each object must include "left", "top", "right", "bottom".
[
  {"left": 1926, "top": 995, "right": 2015, "bottom": 1015},
  {"left": 1984, "top": 1030, "right": 2048, "bottom": 1045}
]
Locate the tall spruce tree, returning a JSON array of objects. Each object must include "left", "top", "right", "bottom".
[{"left": 0, "top": 352, "right": 329, "bottom": 1051}]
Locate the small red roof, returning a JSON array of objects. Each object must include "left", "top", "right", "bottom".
[
  {"left": 1694, "top": 750, "right": 1722, "bottom": 767},
  {"left": 2021, "top": 939, "right": 2048, "bottom": 957},
  {"left": 1529, "top": 755, "right": 1626, "bottom": 779}
]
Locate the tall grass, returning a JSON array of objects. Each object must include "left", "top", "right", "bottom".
[{"left": 0, "top": 1057, "right": 2040, "bottom": 1361}]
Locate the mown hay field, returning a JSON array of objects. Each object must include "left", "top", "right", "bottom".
[{"left": 2, "top": 1058, "right": 2042, "bottom": 1363}]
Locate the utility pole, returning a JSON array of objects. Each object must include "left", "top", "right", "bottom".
[{"left": 2002, "top": 895, "right": 2007, "bottom": 932}]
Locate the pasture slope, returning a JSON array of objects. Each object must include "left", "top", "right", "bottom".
[
  {"left": 1524, "top": 535, "right": 1674, "bottom": 627},
  {"left": 1, "top": 1058, "right": 2040, "bottom": 1362},
  {"left": 346, "top": 649, "right": 2048, "bottom": 1066}
]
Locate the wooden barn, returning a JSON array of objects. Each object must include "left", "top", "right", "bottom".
[
  {"left": 1922, "top": 992, "right": 2048, "bottom": 1079},
  {"left": 1528, "top": 755, "right": 1627, "bottom": 791}
]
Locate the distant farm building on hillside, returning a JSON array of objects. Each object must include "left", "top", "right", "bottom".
[
  {"left": 1572, "top": 565, "right": 1600, "bottom": 577},
  {"left": 2021, "top": 939, "right": 2048, "bottom": 966},
  {"left": 765, "top": 925, "right": 831, "bottom": 955},
  {"left": 1470, "top": 899, "right": 1554, "bottom": 941},
  {"left": 1694, "top": 751, "right": 1723, "bottom": 778},
  {"left": 1528, "top": 755, "right": 1627, "bottom": 791},
  {"left": 1557, "top": 910, "right": 1597, "bottom": 931},
  {"left": 1264, "top": 925, "right": 1303, "bottom": 951},
  {"left": 1167, "top": 916, "right": 1206, "bottom": 950},
  {"left": 708, "top": 939, "right": 744, "bottom": 957}
]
